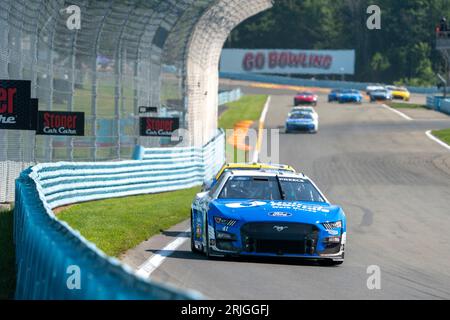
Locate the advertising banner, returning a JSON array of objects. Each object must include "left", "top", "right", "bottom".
[
  {"left": 0, "top": 80, "right": 32, "bottom": 130},
  {"left": 139, "top": 117, "right": 179, "bottom": 137},
  {"left": 36, "top": 111, "right": 85, "bottom": 136},
  {"left": 220, "top": 49, "right": 355, "bottom": 75}
]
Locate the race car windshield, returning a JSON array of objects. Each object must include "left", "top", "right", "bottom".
[
  {"left": 289, "top": 113, "right": 313, "bottom": 119},
  {"left": 218, "top": 176, "right": 325, "bottom": 203},
  {"left": 277, "top": 177, "right": 325, "bottom": 203}
]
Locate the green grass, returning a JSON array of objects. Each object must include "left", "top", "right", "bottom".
[
  {"left": 58, "top": 187, "right": 200, "bottom": 257},
  {"left": 0, "top": 208, "right": 15, "bottom": 300},
  {"left": 432, "top": 128, "right": 450, "bottom": 146},
  {"left": 218, "top": 95, "right": 268, "bottom": 129},
  {"left": 219, "top": 95, "right": 268, "bottom": 162},
  {"left": 387, "top": 102, "right": 427, "bottom": 109}
]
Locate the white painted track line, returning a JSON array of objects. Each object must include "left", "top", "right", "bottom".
[
  {"left": 252, "top": 95, "right": 271, "bottom": 163},
  {"left": 425, "top": 130, "right": 450, "bottom": 151},
  {"left": 136, "top": 228, "right": 190, "bottom": 278},
  {"left": 381, "top": 104, "right": 413, "bottom": 121}
]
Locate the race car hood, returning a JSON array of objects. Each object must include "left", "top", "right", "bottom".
[
  {"left": 286, "top": 118, "right": 314, "bottom": 124},
  {"left": 210, "top": 199, "right": 344, "bottom": 224}
]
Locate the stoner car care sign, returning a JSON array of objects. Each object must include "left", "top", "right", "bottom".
[
  {"left": 0, "top": 80, "right": 32, "bottom": 130},
  {"left": 36, "top": 111, "right": 85, "bottom": 136},
  {"left": 140, "top": 117, "right": 179, "bottom": 137},
  {"left": 220, "top": 49, "right": 355, "bottom": 75}
]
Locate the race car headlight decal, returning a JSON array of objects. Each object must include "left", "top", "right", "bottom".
[
  {"left": 216, "top": 231, "right": 236, "bottom": 241},
  {"left": 214, "top": 216, "right": 237, "bottom": 226},
  {"left": 322, "top": 221, "right": 342, "bottom": 230}
]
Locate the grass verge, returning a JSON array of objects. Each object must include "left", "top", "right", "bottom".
[
  {"left": 57, "top": 187, "right": 200, "bottom": 257},
  {"left": 219, "top": 95, "right": 268, "bottom": 162},
  {"left": 387, "top": 102, "right": 427, "bottom": 109},
  {"left": 0, "top": 208, "right": 15, "bottom": 300},
  {"left": 218, "top": 95, "right": 267, "bottom": 129},
  {"left": 432, "top": 128, "right": 450, "bottom": 146}
]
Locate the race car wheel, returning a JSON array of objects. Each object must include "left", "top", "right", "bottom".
[{"left": 190, "top": 211, "right": 202, "bottom": 254}]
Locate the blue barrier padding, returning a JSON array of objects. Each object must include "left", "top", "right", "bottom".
[
  {"left": 426, "top": 95, "right": 450, "bottom": 115},
  {"left": 13, "top": 130, "right": 225, "bottom": 300},
  {"left": 132, "top": 145, "right": 145, "bottom": 160},
  {"left": 218, "top": 88, "right": 242, "bottom": 105},
  {"left": 220, "top": 72, "right": 445, "bottom": 95}
]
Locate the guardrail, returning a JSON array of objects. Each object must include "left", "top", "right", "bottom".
[
  {"left": 218, "top": 88, "right": 242, "bottom": 105},
  {"left": 426, "top": 95, "right": 450, "bottom": 115},
  {"left": 14, "top": 130, "right": 225, "bottom": 299},
  {"left": 220, "top": 72, "right": 445, "bottom": 95}
]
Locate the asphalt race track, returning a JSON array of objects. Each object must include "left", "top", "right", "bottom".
[{"left": 123, "top": 86, "right": 450, "bottom": 299}]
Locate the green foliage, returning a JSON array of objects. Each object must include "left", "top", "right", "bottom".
[{"left": 226, "top": 0, "right": 450, "bottom": 86}]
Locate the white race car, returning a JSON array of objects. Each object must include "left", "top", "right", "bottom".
[
  {"left": 289, "top": 107, "right": 319, "bottom": 121},
  {"left": 366, "top": 84, "right": 385, "bottom": 95}
]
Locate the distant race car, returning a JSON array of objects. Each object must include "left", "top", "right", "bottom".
[
  {"left": 328, "top": 89, "right": 342, "bottom": 102},
  {"left": 387, "top": 86, "right": 410, "bottom": 101},
  {"left": 337, "top": 89, "right": 363, "bottom": 104},
  {"left": 289, "top": 106, "right": 319, "bottom": 120},
  {"left": 191, "top": 170, "right": 347, "bottom": 266},
  {"left": 366, "top": 84, "right": 385, "bottom": 95},
  {"left": 285, "top": 111, "right": 318, "bottom": 133},
  {"left": 202, "top": 163, "right": 296, "bottom": 191},
  {"left": 294, "top": 92, "right": 318, "bottom": 106},
  {"left": 369, "top": 89, "right": 392, "bottom": 102}
]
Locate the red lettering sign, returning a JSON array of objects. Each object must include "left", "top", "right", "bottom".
[{"left": 0, "top": 87, "right": 17, "bottom": 114}]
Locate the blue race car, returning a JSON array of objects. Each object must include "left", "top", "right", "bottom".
[
  {"left": 191, "top": 170, "right": 346, "bottom": 266},
  {"left": 337, "top": 89, "right": 363, "bottom": 104},
  {"left": 328, "top": 89, "right": 342, "bottom": 102},
  {"left": 369, "top": 89, "right": 392, "bottom": 102},
  {"left": 285, "top": 111, "right": 318, "bottom": 133}
]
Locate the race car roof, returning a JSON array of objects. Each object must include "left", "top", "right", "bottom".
[
  {"left": 215, "top": 163, "right": 296, "bottom": 180},
  {"left": 226, "top": 169, "right": 307, "bottom": 179}
]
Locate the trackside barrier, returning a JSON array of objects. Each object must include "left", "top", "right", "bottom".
[
  {"left": 426, "top": 95, "right": 450, "bottom": 115},
  {"left": 218, "top": 88, "right": 242, "bottom": 105},
  {"left": 220, "top": 72, "right": 445, "bottom": 95},
  {"left": 14, "top": 130, "right": 225, "bottom": 299}
]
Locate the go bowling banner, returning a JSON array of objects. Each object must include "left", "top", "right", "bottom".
[{"left": 220, "top": 49, "right": 355, "bottom": 75}]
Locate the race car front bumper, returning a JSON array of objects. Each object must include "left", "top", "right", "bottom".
[
  {"left": 205, "top": 223, "right": 346, "bottom": 261},
  {"left": 286, "top": 123, "right": 317, "bottom": 132}
]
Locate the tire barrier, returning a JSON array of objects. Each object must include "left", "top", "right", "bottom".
[
  {"left": 13, "top": 131, "right": 225, "bottom": 299},
  {"left": 221, "top": 72, "right": 444, "bottom": 95}
]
